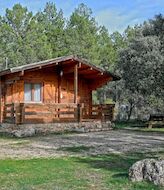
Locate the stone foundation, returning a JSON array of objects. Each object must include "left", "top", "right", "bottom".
[{"left": 0, "top": 121, "right": 113, "bottom": 137}]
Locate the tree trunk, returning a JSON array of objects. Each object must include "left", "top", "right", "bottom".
[{"left": 127, "top": 102, "right": 134, "bottom": 121}]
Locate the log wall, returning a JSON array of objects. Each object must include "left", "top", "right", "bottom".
[{"left": 1, "top": 66, "right": 92, "bottom": 123}]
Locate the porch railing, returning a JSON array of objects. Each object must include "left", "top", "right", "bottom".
[
  {"left": 3, "top": 103, "right": 114, "bottom": 124},
  {"left": 83, "top": 104, "right": 115, "bottom": 122}
]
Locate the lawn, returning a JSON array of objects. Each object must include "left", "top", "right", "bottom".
[{"left": 0, "top": 151, "right": 163, "bottom": 190}]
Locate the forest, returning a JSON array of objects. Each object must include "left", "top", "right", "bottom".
[{"left": 0, "top": 2, "right": 163, "bottom": 121}]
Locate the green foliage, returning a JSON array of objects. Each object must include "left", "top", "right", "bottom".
[
  {"left": 66, "top": 3, "right": 100, "bottom": 65},
  {"left": 115, "top": 15, "right": 164, "bottom": 120},
  {"left": 0, "top": 2, "right": 117, "bottom": 70}
]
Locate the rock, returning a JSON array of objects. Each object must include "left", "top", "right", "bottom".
[
  {"left": 72, "top": 127, "right": 86, "bottom": 133},
  {"left": 102, "top": 121, "right": 112, "bottom": 128},
  {"left": 12, "top": 128, "right": 36, "bottom": 138},
  {"left": 129, "top": 159, "right": 164, "bottom": 186}
]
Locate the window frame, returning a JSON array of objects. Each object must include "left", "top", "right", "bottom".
[{"left": 24, "top": 82, "right": 43, "bottom": 103}]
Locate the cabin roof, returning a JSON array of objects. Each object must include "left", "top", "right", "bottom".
[{"left": 0, "top": 55, "right": 120, "bottom": 81}]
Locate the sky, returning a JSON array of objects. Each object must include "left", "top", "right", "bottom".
[{"left": 0, "top": 0, "right": 164, "bottom": 33}]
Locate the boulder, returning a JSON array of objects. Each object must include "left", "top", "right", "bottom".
[
  {"left": 129, "top": 159, "right": 164, "bottom": 186},
  {"left": 12, "top": 128, "right": 36, "bottom": 138}
]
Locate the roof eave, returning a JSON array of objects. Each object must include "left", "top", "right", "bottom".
[{"left": 0, "top": 55, "right": 121, "bottom": 81}]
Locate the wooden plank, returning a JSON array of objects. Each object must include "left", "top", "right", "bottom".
[
  {"left": 24, "top": 103, "right": 77, "bottom": 109},
  {"left": 25, "top": 111, "right": 75, "bottom": 115},
  {"left": 25, "top": 111, "right": 52, "bottom": 115}
]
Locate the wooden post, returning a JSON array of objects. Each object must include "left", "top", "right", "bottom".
[
  {"left": 77, "top": 104, "right": 82, "bottom": 122},
  {"left": 20, "top": 103, "right": 25, "bottom": 124},
  {"left": 89, "top": 93, "right": 92, "bottom": 118},
  {"left": 11, "top": 103, "right": 15, "bottom": 122},
  {"left": 14, "top": 103, "right": 24, "bottom": 124},
  {"left": 58, "top": 68, "right": 62, "bottom": 104},
  {"left": 15, "top": 103, "right": 20, "bottom": 124},
  {"left": 100, "top": 105, "right": 105, "bottom": 122},
  {"left": 74, "top": 64, "right": 78, "bottom": 104},
  {"left": 57, "top": 66, "right": 62, "bottom": 120},
  {"left": 111, "top": 105, "right": 115, "bottom": 121}
]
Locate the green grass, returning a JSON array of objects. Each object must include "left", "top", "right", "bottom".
[
  {"left": 57, "top": 145, "right": 93, "bottom": 153},
  {"left": 0, "top": 151, "right": 163, "bottom": 190},
  {"left": 115, "top": 121, "right": 146, "bottom": 128},
  {"left": 115, "top": 121, "right": 164, "bottom": 133}
]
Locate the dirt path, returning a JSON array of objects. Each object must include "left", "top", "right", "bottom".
[{"left": 0, "top": 129, "right": 164, "bottom": 159}]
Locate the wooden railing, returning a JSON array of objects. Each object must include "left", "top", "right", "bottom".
[
  {"left": 3, "top": 103, "right": 15, "bottom": 123},
  {"left": 3, "top": 103, "right": 114, "bottom": 124},
  {"left": 83, "top": 104, "right": 115, "bottom": 122}
]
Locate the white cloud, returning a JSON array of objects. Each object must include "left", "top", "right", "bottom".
[
  {"left": 95, "top": 0, "right": 164, "bottom": 34},
  {"left": 95, "top": 8, "right": 143, "bottom": 33}
]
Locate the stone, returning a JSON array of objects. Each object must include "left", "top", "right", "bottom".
[
  {"left": 129, "top": 159, "right": 164, "bottom": 186},
  {"left": 12, "top": 128, "right": 36, "bottom": 138},
  {"left": 102, "top": 121, "right": 112, "bottom": 128},
  {"left": 72, "top": 127, "right": 85, "bottom": 133},
  {"left": 0, "top": 121, "right": 114, "bottom": 137}
]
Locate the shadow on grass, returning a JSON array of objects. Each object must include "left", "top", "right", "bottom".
[
  {"left": 73, "top": 151, "right": 164, "bottom": 182},
  {"left": 57, "top": 145, "right": 93, "bottom": 153}
]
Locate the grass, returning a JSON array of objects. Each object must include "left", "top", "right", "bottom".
[
  {"left": 115, "top": 121, "right": 164, "bottom": 133},
  {"left": 0, "top": 151, "right": 164, "bottom": 190},
  {"left": 57, "top": 145, "right": 93, "bottom": 153}
]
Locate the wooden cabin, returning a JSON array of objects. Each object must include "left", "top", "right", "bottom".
[{"left": 0, "top": 55, "right": 120, "bottom": 124}]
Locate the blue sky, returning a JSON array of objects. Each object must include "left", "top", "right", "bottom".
[{"left": 0, "top": 0, "right": 164, "bottom": 33}]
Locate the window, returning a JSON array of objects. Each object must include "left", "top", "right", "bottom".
[{"left": 24, "top": 83, "right": 42, "bottom": 102}]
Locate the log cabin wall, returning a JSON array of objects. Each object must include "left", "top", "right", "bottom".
[{"left": 1, "top": 66, "right": 92, "bottom": 123}]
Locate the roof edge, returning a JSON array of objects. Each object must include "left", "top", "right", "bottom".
[{"left": 0, "top": 55, "right": 121, "bottom": 81}]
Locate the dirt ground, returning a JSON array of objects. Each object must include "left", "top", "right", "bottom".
[{"left": 0, "top": 129, "right": 164, "bottom": 159}]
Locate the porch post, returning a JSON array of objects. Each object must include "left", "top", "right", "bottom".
[
  {"left": 58, "top": 67, "right": 62, "bottom": 103},
  {"left": 74, "top": 64, "right": 78, "bottom": 104}
]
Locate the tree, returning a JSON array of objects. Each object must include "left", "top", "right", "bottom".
[
  {"left": 0, "top": 4, "right": 52, "bottom": 68},
  {"left": 36, "top": 2, "right": 67, "bottom": 57},
  {"left": 66, "top": 3, "right": 100, "bottom": 65},
  {"left": 117, "top": 14, "right": 164, "bottom": 119}
]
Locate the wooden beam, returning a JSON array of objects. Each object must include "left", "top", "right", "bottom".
[
  {"left": 78, "top": 68, "right": 97, "bottom": 74},
  {"left": 78, "top": 62, "right": 82, "bottom": 68},
  {"left": 5, "top": 77, "right": 20, "bottom": 84},
  {"left": 74, "top": 64, "right": 78, "bottom": 104},
  {"left": 19, "top": 70, "right": 24, "bottom": 76},
  {"left": 64, "top": 65, "right": 89, "bottom": 74}
]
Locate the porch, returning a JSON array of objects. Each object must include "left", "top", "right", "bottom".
[{"left": 3, "top": 103, "right": 115, "bottom": 124}]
